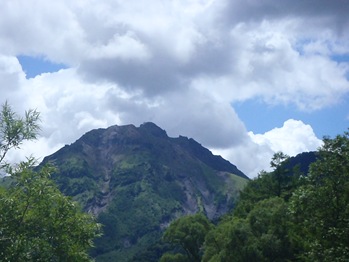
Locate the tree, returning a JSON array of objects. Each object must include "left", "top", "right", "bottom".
[
  {"left": 203, "top": 216, "right": 258, "bottom": 262},
  {"left": 233, "top": 170, "right": 276, "bottom": 218},
  {"left": 161, "top": 213, "right": 213, "bottom": 262},
  {"left": 0, "top": 101, "right": 40, "bottom": 169},
  {"left": 203, "top": 197, "right": 293, "bottom": 262},
  {"left": 202, "top": 132, "right": 349, "bottom": 261},
  {"left": 160, "top": 253, "right": 189, "bottom": 262},
  {"left": 0, "top": 162, "right": 101, "bottom": 261},
  {"left": 0, "top": 102, "right": 101, "bottom": 261},
  {"left": 270, "top": 152, "right": 290, "bottom": 197},
  {"left": 289, "top": 132, "right": 349, "bottom": 261},
  {"left": 233, "top": 153, "right": 291, "bottom": 218},
  {"left": 203, "top": 152, "right": 303, "bottom": 261}
]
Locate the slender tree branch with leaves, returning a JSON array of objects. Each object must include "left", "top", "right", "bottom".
[
  {"left": 0, "top": 101, "right": 40, "bottom": 168},
  {"left": 0, "top": 102, "right": 101, "bottom": 261}
]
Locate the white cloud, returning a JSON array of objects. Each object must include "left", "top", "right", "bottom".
[
  {"left": 0, "top": 0, "right": 348, "bottom": 178},
  {"left": 1, "top": 1, "right": 347, "bottom": 107},
  {"left": 249, "top": 119, "right": 323, "bottom": 155},
  {"left": 0, "top": 55, "right": 25, "bottom": 94},
  {"left": 6, "top": 138, "right": 64, "bottom": 166},
  {"left": 187, "top": 17, "right": 349, "bottom": 110},
  {"left": 0, "top": 1, "right": 84, "bottom": 64},
  {"left": 213, "top": 119, "right": 323, "bottom": 178},
  {"left": 212, "top": 138, "right": 274, "bottom": 179},
  {"left": 88, "top": 32, "right": 151, "bottom": 61}
]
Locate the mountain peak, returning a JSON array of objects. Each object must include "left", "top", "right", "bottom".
[
  {"left": 41, "top": 122, "right": 248, "bottom": 261},
  {"left": 139, "top": 122, "right": 168, "bottom": 138}
]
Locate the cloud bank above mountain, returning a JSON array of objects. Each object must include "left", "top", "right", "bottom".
[{"left": 1, "top": 0, "right": 348, "bottom": 177}]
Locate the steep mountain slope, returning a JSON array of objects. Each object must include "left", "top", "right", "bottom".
[{"left": 40, "top": 122, "right": 248, "bottom": 261}]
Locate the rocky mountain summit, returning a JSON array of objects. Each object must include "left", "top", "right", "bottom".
[{"left": 41, "top": 122, "right": 248, "bottom": 261}]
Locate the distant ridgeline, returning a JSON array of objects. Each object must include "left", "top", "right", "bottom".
[{"left": 40, "top": 122, "right": 249, "bottom": 261}]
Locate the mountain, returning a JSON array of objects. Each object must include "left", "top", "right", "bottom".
[
  {"left": 40, "top": 122, "right": 248, "bottom": 261},
  {"left": 285, "top": 151, "right": 318, "bottom": 175}
]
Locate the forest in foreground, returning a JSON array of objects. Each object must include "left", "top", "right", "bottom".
[
  {"left": 1, "top": 102, "right": 349, "bottom": 261},
  {"left": 160, "top": 136, "right": 349, "bottom": 261}
]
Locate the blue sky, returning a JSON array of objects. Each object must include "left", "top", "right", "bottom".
[
  {"left": 17, "top": 55, "right": 66, "bottom": 79},
  {"left": 235, "top": 98, "right": 349, "bottom": 139},
  {"left": 1, "top": 0, "right": 349, "bottom": 177}
]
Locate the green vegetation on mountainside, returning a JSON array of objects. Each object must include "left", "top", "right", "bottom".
[{"left": 40, "top": 122, "right": 248, "bottom": 261}]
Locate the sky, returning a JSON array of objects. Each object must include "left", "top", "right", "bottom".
[{"left": 1, "top": 0, "right": 349, "bottom": 178}]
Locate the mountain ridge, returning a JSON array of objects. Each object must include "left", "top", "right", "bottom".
[{"left": 40, "top": 122, "right": 248, "bottom": 261}]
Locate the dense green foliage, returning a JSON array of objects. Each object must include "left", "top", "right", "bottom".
[
  {"left": 162, "top": 130, "right": 349, "bottom": 261},
  {"left": 161, "top": 213, "right": 213, "bottom": 261},
  {"left": 0, "top": 162, "right": 101, "bottom": 261},
  {"left": 203, "top": 197, "right": 293, "bottom": 262},
  {"left": 288, "top": 133, "right": 349, "bottom": 261},
  {"left": 0, "top": 102, "right": 100, "bottom": 261}
]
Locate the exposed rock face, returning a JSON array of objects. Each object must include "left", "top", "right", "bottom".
[{"left": 41, "top": 122, "right": 248, "bottom": 261}]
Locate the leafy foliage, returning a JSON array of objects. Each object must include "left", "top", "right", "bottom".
[
  {"left": 0, "top": 102, "right": 101, "bottom": 261},
  {"left": 161, "top": 130, "right": 349, "bottom": 262},
  {"left": 288, "top": 132, "right": 349, "bottom": 261},
  {"left": 203, "top": 198, "right": 293, "bottom": 262},
  {"left": 0, "top": 162, "right": 101, "bottom": 261},
  {"left": 0, "top": 101, "right": 40, "bottom": 168},
  {"left": 161, "top": 213, "right": 213, "bottom": 262},
  {"left": 201, "top": 151, "right": 306, "bottom": 261}
]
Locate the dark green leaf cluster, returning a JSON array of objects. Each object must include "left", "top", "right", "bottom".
[
  {"left": 198, "top": 152, "right": 297, "bottom": 262},
  {"left": 161, "top": 213, "right": 214, "bottom": 262},
  {"left": 203, "top": 197, "right": 293, "bottom": 262}
]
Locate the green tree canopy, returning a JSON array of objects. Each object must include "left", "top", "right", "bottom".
[
  {"left": 0, "top": 161, "right": 101, "bottom": 261},
  {"left": 203, "top": 197, "right": 292, "bottom": 262},
  {"left": 0, "top": 102, "right": 101, "bottom": 261},
  {"left": 203, "top": 131, "right": 349, "bottom": 261},
  {"left": 161, "top": 213, "right": 213, "bottom": 262},
  {"left": 289, "top": 132, "right": 349, "bottom": 261}
]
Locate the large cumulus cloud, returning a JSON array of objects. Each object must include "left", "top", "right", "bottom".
[{"left": 0, "top": 0, "right": 348, "bottom": 177}]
